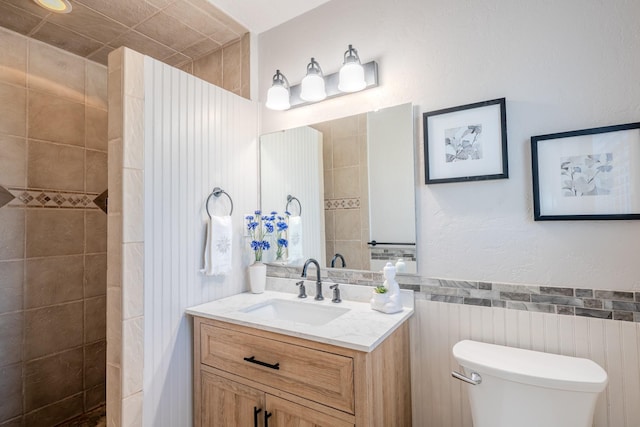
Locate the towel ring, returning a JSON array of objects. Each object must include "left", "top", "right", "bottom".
[
  {"left": 286, "top": 195, "right": 301, "bottom": 216},
  {"left": 206, "top": 187, "right": 233, "bottom": 218}
]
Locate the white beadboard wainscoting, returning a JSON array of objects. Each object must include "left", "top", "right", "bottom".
[
  {"left": 410, "top": 299, "right": 640, "bottom": 427},
  {"left": 107, "top": 47, "right": 258, "bottom": 427}
]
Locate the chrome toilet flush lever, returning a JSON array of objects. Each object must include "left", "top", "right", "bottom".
[{"left": 451, "top": 370, "right": 482, "bottom": 385}]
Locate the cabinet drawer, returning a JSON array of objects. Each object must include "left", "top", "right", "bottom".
[{"left": 200, "top": 323, "right": 354, "bottom": 414}]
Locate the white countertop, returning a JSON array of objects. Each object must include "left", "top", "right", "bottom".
[{"left": 186, "top": 282, "right": 414, "bottom": 352}]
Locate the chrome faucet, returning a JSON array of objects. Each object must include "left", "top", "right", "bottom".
[
  {"left": 301, "top": 258, "right": 323, "bottom": 300},
  {"left": 330, "top": 253, "right": 346, "bottom": 268}
]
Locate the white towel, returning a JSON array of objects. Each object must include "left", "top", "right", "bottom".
[
  {"left": 287, "top": 216, "right": 303, "bottom": 264},
  {"left": 201, "top": 215, "right": 233, "bottom": 276}
]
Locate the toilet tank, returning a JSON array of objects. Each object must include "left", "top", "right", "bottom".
[{"left": 452, "top": 340, "right": 608, "bottom": 427}]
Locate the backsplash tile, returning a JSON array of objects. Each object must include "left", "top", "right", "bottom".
[{"left": 267, "top": 264, "right": 640, "bottom": 323}]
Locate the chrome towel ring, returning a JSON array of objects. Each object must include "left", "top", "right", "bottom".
[
  {"left": 205, "top": 187, "right": 233, "bottom": 218},
  {"left": 286, "top": 195, "right": 301, "bottom": 215}
]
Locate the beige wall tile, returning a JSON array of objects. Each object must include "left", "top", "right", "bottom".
[
  {"left": 27, "top": 140, "right": 85, "bottom": 191},
  {"left": 333, "top": 166, "right": 360, "bottom": 198},
  {"left": 0, "top": 363, "right": 22, "bottom": 422},
  {"left": 0, "top": 261, "right": 23, "bottom": 314},
  {"left": 86, "top": 61, "right": 108, "bottom": 110},
  {"left": 106, "top": 288, "right": 122, "bottom": 366},
  {"left": 85, "top": 383, "right": 106, "bottom": 411},
  {"left": 85, "top": 296, "right": 106, "bottom": 343},
  {"left": 193, "top": 49, "right": 222, "bottom": 87},
  {"left": 85, "top": 254, "right": 107, "bottom": 298},
  {"left": 86, "top": 211, "right": 107, "bottom": 254},
  {"left": 28, "top": 91, "right": 85, "bottom": 146},
  {"left": 106, "top": 363, "right": 122, "bottom": 426},
  {"left": 26, "top": 210, "right": 84, "bottom": 258},
  {"left": 86, "top": 107, "right": 108, "bottom": 151},
  {"left": 121, "top": 391, "right": 143, "bottom": 427},
  {"left": 335, "top": 209, "right": 361, "bottom": 240},
  {"left": 122, "top": 243, "right": 143, "bottom": 320},
  {"left": 108, "top": 69, "right": 123, "bottom": 141},
  {"left": 25, "top": 255, "right": 84, "bottom": 309},
  {"left": 0, "top": 83, "right": 26, "bottom": 137},
  {"left": 24, "top": 301, "right": 83, "bottom": 360},
  {"left": 84, "top": 340, "right": 106, "bottom": 388},
  {"left": 123, "top": 97, "right": 144, "bottom": 170},
  {"left": 122, "top": 169, "right": 144, "bottom": 243},
  {"left": 123, "top": 49, "right": 145, "bottom": 99},
  {"left": 24, "top": 348, "right": 83, "bottom": 411},
  {"left": 241, "top": 32, "right": 250, "bottom": 98},
  {"left": 86, "top": 150, "right": 107, "bottom": 193},
  {"left": 0, "top": 27, "right": 27, "bottom": 87},
  {"left": 324, "top": 209, "right": 335, "bottom": 242},
  {"left": 222, "top": 41, "right": 241, "bottom": 92},
  {"left": 0, "top": 312, "right": 22, "bottom": 365},
  {"left": 334, "top": 240, "right": 366, "bottom": 270},
  {"left": 332, "top": 115, "right": 360, "bottom": 138},
  {"left": 23, "top": 393, "right": 83, "bottom": 427},
  {"left": 107, "top": 139, "right": 123, "bottom": 214},
  {"left": 28, "top": 40, "right": 85, "bottom": 103},
  {"left": 0, "top": 208, "right": 25, "bottom": 261},
  {"left": 0, "top": 136, "right": 26, "bottom": 188},
  {"left": 333, "top": 135, "right": 359, "bottom": 168},
  {"left": 121, "top": 317, "right": 143, "bottom": 397}
]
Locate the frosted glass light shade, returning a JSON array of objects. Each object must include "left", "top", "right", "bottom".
[
  {"left": 34, "top": 0, "right": 72, "bottom": 13},
  {"left": 300, "top": 74, "right": 326, "bottom": 102},
  {"left": 338, "top": 62, "right": 366, "bottom": 92},
  {"left": 265, "top": 85, "right": 290, "bottom": 110}
]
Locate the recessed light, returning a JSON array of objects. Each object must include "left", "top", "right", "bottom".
[{"left": 33, "top": 0, "right": 72, "bottom": 14}]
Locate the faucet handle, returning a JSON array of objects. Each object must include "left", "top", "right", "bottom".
[
  {"left": 296, "top": 280, "right": 307, "bottom": 298},
  {"left": 330, "top": 284, "right": 341, "bottom": 303}
]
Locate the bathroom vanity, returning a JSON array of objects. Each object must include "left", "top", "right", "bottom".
[{"left": 187, "top": 290, "right": 413, "bottom": 426}]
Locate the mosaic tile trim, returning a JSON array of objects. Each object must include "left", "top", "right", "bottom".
[
  {"left": 325, "top": 197, "right": 360, "bottom": 210},
  {"left": 370, "top": 247, "right": 416, "bottom": 262},
  {"left": 266, "top": 264, "right": 640, "bottom": 323},
  {"left": 2, "top": 186, "right": 104, "bottom": 210}
]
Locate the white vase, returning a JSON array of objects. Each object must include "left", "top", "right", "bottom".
[{"left": 248, "top": 262, "right": 266, "bottom": 293}]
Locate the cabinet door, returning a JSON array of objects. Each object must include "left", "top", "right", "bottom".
[
  {"left": 201, "top": 371, "right": 266, "bottom": 427},
  {"left": 265, "top": 395, "right": 354, "bottom": 427}
]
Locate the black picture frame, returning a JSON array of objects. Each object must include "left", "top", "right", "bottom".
[
  {"left": 423, "top": 98, "right": 508, "bottom": 184},
  {"left": 531, "top": 122, "right": 640, "bottom": 221}
]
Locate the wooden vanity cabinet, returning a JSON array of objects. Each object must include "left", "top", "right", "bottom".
[{"left": 193, "top": 317, "right": 411, "bottom": 427}]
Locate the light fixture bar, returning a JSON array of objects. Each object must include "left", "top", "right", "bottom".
[{"left": 288, "top": 61, "right": 378, "bottom": 109}]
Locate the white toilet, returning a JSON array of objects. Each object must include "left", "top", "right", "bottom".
[{"left": 452, "top": 340, "right": 608, "bottom": 427}]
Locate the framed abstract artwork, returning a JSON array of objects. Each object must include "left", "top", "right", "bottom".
[
  {"left": 423, "top": 98, "right": 508, "bottom": 184},
  {"left": 531, "top": 122, "right": 640, "bottom": 221}
]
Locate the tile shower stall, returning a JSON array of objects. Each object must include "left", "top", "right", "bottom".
[{"left": 0, "top": 28, "right": 108, "bottom": 426}]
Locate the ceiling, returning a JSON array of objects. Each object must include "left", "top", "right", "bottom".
[
  {"left": 0, "top": 0, "right": 248, "bottom": 67},
  {"left": 0, "top": 0, "right": 330, "bottom": 68}
]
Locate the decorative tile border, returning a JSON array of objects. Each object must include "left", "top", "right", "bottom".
[
  {"left": 325, "top": 197, "right": 360, "bottom": 210},
  {"left": 266, "top": 264, "right": 640, "bottom": 323},
  {"left": 370, "top": 247, "right": 416, "bottom": 262},
  {"left": 0, "top": 186, "right": 106, "bottom": 211}
]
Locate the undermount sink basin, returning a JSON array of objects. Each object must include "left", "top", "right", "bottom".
[{"left": 239, "top": 299, "right": 350, "bottom": 326}]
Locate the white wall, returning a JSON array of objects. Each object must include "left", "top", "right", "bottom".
[{"left": 258, "top": 0, "right": 640, "bottom": 291}]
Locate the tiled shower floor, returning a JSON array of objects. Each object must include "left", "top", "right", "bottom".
[{"left": 56, "top": 406, "right": 105, "bottom": 427}]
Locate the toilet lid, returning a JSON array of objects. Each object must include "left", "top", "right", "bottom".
[{"left": 452, "top": 340, "right": 608, "bottom": 393}]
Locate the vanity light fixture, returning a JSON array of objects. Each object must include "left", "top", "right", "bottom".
[
  {"left": 338, "top": 44, "right": 366, "bottom": 92},
  {"left": 34, "top": 0, "right": 72, "bottom": 13},
  {"left": 265, "top": 70, "right": 291, "bottom": 111},
  {"left": 266, "top": 44, "right": 378, "bottom": 111},
  {"left": 300, "top": 58, "right": 327, "bottom": 102}
]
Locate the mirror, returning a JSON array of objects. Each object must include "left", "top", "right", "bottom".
[{"left": 260, "top": 103, "right": 417, "bottom": 273}]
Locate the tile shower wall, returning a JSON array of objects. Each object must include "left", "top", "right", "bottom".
[
  {"left": 0, "top": 27, "right": 107, "bottom": 426},
  {"left": 107, "top": 47, "right": 258, "bottom": 427},
  {"left": 311, "top": 114, "right": 370, "bottom": 270}
]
